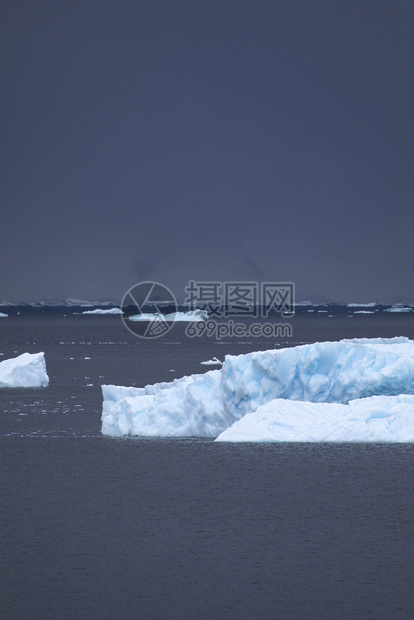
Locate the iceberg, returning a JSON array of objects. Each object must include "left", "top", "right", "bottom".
[
  {"left": 347, "top": 302, "right": 377, "bottom": 307},
  {"left": 129, "top": 309, "right": 208, "bottom": 322},
  {"left": 0, "top": 312, "right": 8, "bottom": 318},
  {"left": 200, "top": 357, "right": 222, "bottom": 366},
  {"left": 384, "top": 307, "right": 412, "bottom": 313},
  {"left": 101, "top": 337, "right": 414, "bottom": 440},
  {"left": 65, "top": 298, "right": 93, "bottom": 306},
  {"left": 0, "top": 352, "right": 49, "bottom": 388},
  {"left": 128, "top": 313, "right": 164, "bottom": 321},
  {"left": 82, "top": 308, "right": 123, "bottom": 315}
]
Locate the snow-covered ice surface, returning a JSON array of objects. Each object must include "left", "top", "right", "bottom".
[
  {"left": 101, "top": 337, "right": 414, "bottom": 441},
  {"left": 0, "top": 352, "right": 49, "bottom": 388},
  {"left": 82, "top": 308, "right": 123, "bottom": 315},
  {"left": 215, "top": 395, "right": 414, "bottom": 442},
  {"left": 129, "top": 309, "right": 208, "bottom": 322}
]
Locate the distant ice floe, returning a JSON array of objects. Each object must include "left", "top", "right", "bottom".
[
  {"left": 347, "top": 302, "right": 377, "bottom": 307},
  {"left": 384, "top": 306, "right": 413, "bottom": 313},
  {"left": 63, "top": 298, "right": 114, "bottom": 307},
  {"left": 0, "top": 312, "right": 8, "bottom": 318},
  {"left": 101, "top": 337, "right": 414, "bottom": 441},
  {"left": 0, "top": 299, "right": 116, "bottom": 308},
  {"left": 82, "top": 308, "right": 123, "bottom": 315},
  {"left": 0, "top": 352, "right": 49, "bottom": 388},
  {"left": 129, "top": 309, "right": 208, "bottom": 322},
  {"left": 200, "top": 357, "right": 222, "bottom": 366}
]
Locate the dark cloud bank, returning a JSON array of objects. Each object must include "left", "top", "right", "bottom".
[{"left": 1, "top": 0, "right": 413, "bottom": 303}]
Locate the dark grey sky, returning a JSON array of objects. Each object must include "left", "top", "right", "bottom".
[{"left": 1, "top": 0, "right": 413, "bottom": 303}]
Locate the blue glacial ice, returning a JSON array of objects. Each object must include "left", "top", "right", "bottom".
[{"left": 101, "top": 337, "right": 414, "bottom": 441}]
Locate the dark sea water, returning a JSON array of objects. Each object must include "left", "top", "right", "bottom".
[{"left": 1, "top": 311, "right": 414, "bottom": 619}]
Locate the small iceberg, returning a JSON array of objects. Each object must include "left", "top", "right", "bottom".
[
  {"left": 200, "top": 357, "right": 222, "bottom": 366},
  {"left": 0, "top": 313, "right": 8, "bottom": 318},
  {"left": 82, "top": 308, "right": 123, "bottom": 315},
  {"left": 0, "top": 352, "right": 49, "bottom": 388},
  {"left": 384, "top": 307, "right": 412, "bottom": 313},
  {"left": 129, "top": 309, "right": 208, "bottom": 322},
  {"left": 63, "top": 298, "right": 114, "bottom": 307},
  {"left": 347, "top": 302, "right": 377, "bottom": 307}
]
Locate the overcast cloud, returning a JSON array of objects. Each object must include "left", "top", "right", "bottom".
[{"left": 1, "top": 0, "right": 413, "bottom": 303}]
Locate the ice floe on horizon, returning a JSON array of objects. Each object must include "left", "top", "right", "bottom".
[
  {"left": 384, "top": 306, "right": 413, "bottom": 313},
  {"left": 0, "top": 299, "right": 117, "bottom": 308},
  {"left": 129, "top": 309, "right": 208, "bottom": 322},
  {"left": 346, "top": 302, "right": 377, "bottom": 307},
  {"left": 82, "top": 308, "right": 123, "bottom": 315},
  {"left": 63, "top": 298, "right": 116, "bottom": 307}
]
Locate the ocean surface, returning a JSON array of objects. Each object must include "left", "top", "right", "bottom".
[{"left": 1, "top": 310, "right": 414, "bottom": 619}]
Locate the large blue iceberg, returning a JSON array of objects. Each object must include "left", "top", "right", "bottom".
[{"left": 101, "top": 337, "right": 414, "bottom": 441}]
